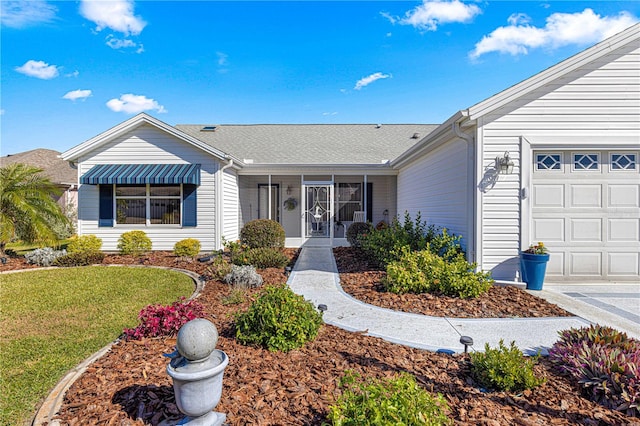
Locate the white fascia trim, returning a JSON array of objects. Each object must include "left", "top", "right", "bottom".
[
  {"left": 527, "top": 142, "right": 640, "bottom": 150},
  {"left": 468, "top": 23, "right": 639, "bottom": 120},
  {"left": 391, "top": 111, "right": 468, "bottom": 169},
  {"left": 237, "top": 163, "right": 398, "bottom": 176},
  {"left": 60, "top": 113, "right": 241, "bottom": 165}
]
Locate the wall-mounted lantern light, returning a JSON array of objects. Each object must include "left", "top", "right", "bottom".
[
  {"left": 286, "top": 185, "right": 292, "bottom": 195},
  {"left": 496, "top": 151, "right": 514, "bottom": 174}
]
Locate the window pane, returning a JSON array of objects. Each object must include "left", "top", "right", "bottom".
[
  {"left": 116, "top": 199, "right": 146, "bottom": 224},
  {"left": 116, "top": 185, "right": 146, "bottom": 196},
  {"left": 150, "top": 185, "right": 181, "bottom": 197},
  {"left": 150, "top": 199, "right": 181, "bottom": 224},
  {"left": 337, "top": 183, "right": 361, "bottom": 201},
  {"left": 338, "top": 203, "right": 362, "bottom": 222}
]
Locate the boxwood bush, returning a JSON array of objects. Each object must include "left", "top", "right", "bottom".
[
  {"left": 234, "top": 247, "right": 290, "bottom": 269},
  {"left": 66, "top": 234, "right": 102, "bottom": 254},
  {"left": 173, "top": 238, "right": 201, "bottom": 258},
  {"left": 117, "top": 230, "right": 152, "bottom": 256},
  {"left": 469, "top": 340, "right": 545, "bottom": 393},
  {"left": 384, "top": 247, "right": 493, "bottom": 299},
  {"left": 234, "top": 284, "right": 323, "bottom": 352},
  {"left": 240, "top": 219, "right": 285, "bottom": 249},
  {"left": 327, "top": 371, "right": 451, "bottom": 426}
]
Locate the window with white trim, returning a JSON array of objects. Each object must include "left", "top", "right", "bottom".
[
  {"left": 610, "top": 153, "right": 637, "bottom": 171},
  {"left": 573, "top": 153, "right": 600, "bottom": 171},
  {"left": 335, "top": 183, "right": 362, "bottom": 222},
  {"left": 535, "top": 153, "right": 562, "bottom": 171},
  {"left": 115, "top": 185, "right": 181, "bottom": 225}
]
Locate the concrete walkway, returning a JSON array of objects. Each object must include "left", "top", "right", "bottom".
[{"left": 288, "top": 247, "right": 595, "bottom": 355}]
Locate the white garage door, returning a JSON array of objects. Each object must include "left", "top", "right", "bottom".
[{"left": 531, "top": 150, "right": 640, "bottom": 282}]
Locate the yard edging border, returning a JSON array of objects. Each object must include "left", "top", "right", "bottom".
[{"left": 25, "top": 265, "right": 205, "bottom": 426}]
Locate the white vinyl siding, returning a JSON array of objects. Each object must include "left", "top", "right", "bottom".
[
  {"left": 397, "top": 139, "right": 470, "bottom": 250},
  {"left": 222, "top": 168, "right": 239, "bottom": 243},
  {"left": 77, "top": 124, "right": 219, "bottom": 251},
  {"left": 477, "top": 42, "right": 640, "bottom": 280}
]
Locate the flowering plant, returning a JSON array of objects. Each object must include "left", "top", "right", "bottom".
[
  {"left": 123, "top": 298, "right": 206, "bottom": 340},
  {"left": 524, "top": 242, "right": 548, "bottom": 255}
]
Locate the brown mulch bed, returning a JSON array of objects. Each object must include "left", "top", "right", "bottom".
[{"left": 3, "top": 250, "right": 637, "bottom": 425}]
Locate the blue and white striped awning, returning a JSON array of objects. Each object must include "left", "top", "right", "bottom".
[{"left": 80, "top": 164, "right": 201, "bottom": 185}]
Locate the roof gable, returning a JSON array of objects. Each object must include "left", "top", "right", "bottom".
[
  {"left": 60, "top": 113, "right": 231, "bottom": 162},
  {"left": 467, "top": 22, "right": 640, "bottom": 120},
  {"left": 0, "top": 148, "right": 77, "bottom": 184}
]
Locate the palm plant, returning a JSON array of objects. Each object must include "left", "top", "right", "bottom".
[{"left": 0, "top": 163, "right": 71, "bottom": 255}]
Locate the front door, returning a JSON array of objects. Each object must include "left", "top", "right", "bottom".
[{"left": 303, "top": 184, "right": 333, "bottom": 239}]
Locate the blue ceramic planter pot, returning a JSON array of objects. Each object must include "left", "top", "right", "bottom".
[{"left": 520, "top": 252, "right": 550, "bottom": 290}]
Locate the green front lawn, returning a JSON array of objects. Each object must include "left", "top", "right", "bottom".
[{"left": 0, "top": 267, "right": 195, "bottom": 426}]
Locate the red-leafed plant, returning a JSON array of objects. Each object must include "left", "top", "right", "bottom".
[
  {"left": 549, "top": 324, "right": 640, "bottom": 416},
  {"left": 123, "top": 298, "right": 206, "bottom": 340}
]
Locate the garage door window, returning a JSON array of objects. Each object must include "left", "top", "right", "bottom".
[
  {"left": 610, "top": 153, "right": 637, "bottom": 171},
  {"left": 536, "top": 153, "right": 562, "bottom": 171},
  {"left": 573, "top": 153, "right": 600, "bottom": 171}
]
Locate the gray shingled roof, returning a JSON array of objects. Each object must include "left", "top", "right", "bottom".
[
  {"left": 175, "top": 124, "right": 438, "bottom": 165},
  {"left": 0, "top": 148, "right": 77, "bottom": 185}
]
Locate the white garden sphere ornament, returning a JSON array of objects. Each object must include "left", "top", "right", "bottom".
[{"left": 176, "top": 318, "right": 219, "bottom": 362}]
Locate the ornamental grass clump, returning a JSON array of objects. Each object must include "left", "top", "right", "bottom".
[
  {"left": 123, "top": 298, "right": 206, "bottom": 340},
  {"left": 469, "top": 340, "right": 545, "bottom": 393},
  {"left": 234, "top": 284, "right": 323, "bottom": 352},
  {"left": 327, "top": 371, "right": 451, "bottom": 426},
  {"left": 549, "top": 324, "right": 640, "bottom": 416},
  {"left": 235, "top": 247, "right": 290, "bottom": 269},
  {"left": 384, "top": 246, "right": 493, "bottom": 299}
]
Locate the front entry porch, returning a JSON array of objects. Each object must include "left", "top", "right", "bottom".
[{"left": 237, "top": 173, "right": 397, "bottom": 248}]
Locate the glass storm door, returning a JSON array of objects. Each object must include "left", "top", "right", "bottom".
[{"left": 304, "top": 185, "right": 332, "bottom": 238}]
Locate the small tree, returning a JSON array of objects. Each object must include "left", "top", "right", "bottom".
[{"left": 0, "top": 163, "right": 70, "bottom": 255}]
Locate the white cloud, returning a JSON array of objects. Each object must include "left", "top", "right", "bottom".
[
  {"left": 15, "top": 60, "right": 59, "bottom": 79},
  {"left": 396, "top": 0, "right": 482, "bottom": 31},
  {"left": 354, "top": 72, "right": 391, "bottom": 90},
  {"left": 66, "top": 70, "right": 80, "bottom": 78},
  {"left": 105, "top": 35, "right": 143, "bottom": 53},
  {"left": 322, "top": 112, "right": 338, "bottom": 116},
  {"left": 106, "top": 94, "right": 167, "bottom": 114},
  {"left": 216, "top": 52, "right": 229, "bottom": 66},
  {"left": 1, "top": 0, "right": 57, "bottom": 28},
  {"left": 470, "top": 9, "right": 638, "bottom": 59},
  {"left": 63, "top": 89, "right": 92, "bottom": 101},
  {"left": 79, "top": 0, "right": 146, "bottom": 36}
]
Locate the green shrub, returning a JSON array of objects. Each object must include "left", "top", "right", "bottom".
[
  {"left": 24, "top": 247, "right": 67, "bottom": 266},
  {"left": 469, "top": 340, "right": 545, "bottom": 393},
  {"left": 173, "top": 238, "right": 201, "bottom": 257},
  {"left": 235, "top": 284, "right": 323, "bottom": 352},
  {"left": 204, "top": 255, "right": 233, "bottom": 281},
  {"left": 240, "top": 219, "right": 285, "bottom": 249},
  {"left": 346, "top": 222, "right": 373, "bottom": 248},
  {"left": 384, "top": 247, "right": 493, "bottom": 299},
  {"left": 358, "top": 212, "right": 464, "bottom": 268},
  {"left": 327, "top": 371, "right": 451, "bottom": 426},
  {"left": 235, "top": 247, "right": 289, "bottom": 268},
  {"left": 66, "top": 235, "right": 102, "bottom": 254},
  {"left": 549, "top": 325, "right": 640, "bottom": 416},
  {"left": 117, "top": 230, "right": 152, "bottom": 256},
  {"left": 53, "top": 251, "right": 105, "bottom": 267}
]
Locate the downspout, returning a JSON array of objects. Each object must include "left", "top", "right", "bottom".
[
  {"left": 216, "top": 157, "right": 234, "bottom": 250},
  {"left": 452, "top": 117, "right": 477, "bottom": 264}
]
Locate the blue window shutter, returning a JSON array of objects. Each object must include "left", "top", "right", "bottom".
[
  {"left": 183, "top": 184, "right": 197, "bottom": 227},
  {"left": 98, "top": 185, "right": 114, "bottom": 227}
]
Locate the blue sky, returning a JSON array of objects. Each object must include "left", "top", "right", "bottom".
[{"left": 1, "top": 1, "right": 638, "bottom": 155}]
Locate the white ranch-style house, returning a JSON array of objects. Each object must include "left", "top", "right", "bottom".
[{"left": 62, "top": 23, "right": 640, "bottom": 283}]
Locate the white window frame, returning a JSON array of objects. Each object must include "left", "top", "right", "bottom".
[
  {"left": 114, "top": 184, "right": 182, "bottom": 226},
  {"left": 534, "top": 153, "right": 563, "bottom": 172},
  {"left": 610, "top": 152, "right": 638, "bottom": 172},
  {"left": 572, "top": 152, "right": 601, "bottom": 172}
]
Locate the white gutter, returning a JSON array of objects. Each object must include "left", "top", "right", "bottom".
[
  {"left": 452, "top": 117, "right": 478, "bottom": 266},
  {"left": 215, "top": 157, "right": 234, "bottom": 250}
]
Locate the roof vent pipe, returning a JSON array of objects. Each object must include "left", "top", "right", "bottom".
[{"left": 412, "top": 132, "right": 420, "bottom": 139}]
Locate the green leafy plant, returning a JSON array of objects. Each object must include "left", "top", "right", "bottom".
[
  {"left": 327, "top": 371, "right": 451, "bottom": 426},
  {"left": 549, "top": 325, "right": 639, "bottom": 416},
  {"left": 524, "top": 242, "right": 548, "bottom": 255},
  {"left": 240, "top": 219, "right": 285, "bottom": 249},
  {"left": 384, "top": 247, "right": 493, "bottom": 298},
  {"left": 204, "top": 254, "right": 233, "bottom": 281},
  {"left": 53, "top": 251, "right": 105, "bottom": 267},
  {"left": 346, "top": 221, "right": 373, "bottom": 248},
  {"left": 221, "top": 283, "right": 248, "bottom": 306},
  {"left": 358, "top": 212, "right": 464, "bottom": 268},
  {"left": 469, "top": 340, "right": 545, "bottom": 393},
  {"left": 173, "top": 238, "right": 201, "bottom": 258},
  {"left": 234, "top": 247, "right": 290, "bottom": 268},
  {"left": 66, "top": 234, "right": 103, "bottom": 254},
  {"left": 234, "top": 284, "right": 323, "bottom": 352},
  {"left": 117, "top": 230, "right": 152, "bottom": 256}
]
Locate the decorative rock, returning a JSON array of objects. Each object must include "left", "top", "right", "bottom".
[{"left": 176, "top": 318, "right": 219, "bottom": 362}]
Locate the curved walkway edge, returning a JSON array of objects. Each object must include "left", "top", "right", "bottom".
[
  {"left": 29, "top": 265, "right": 205, "bottom": 426},
  {"left": 287, "top": 247, "right": 591, "bottom": 356}
]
